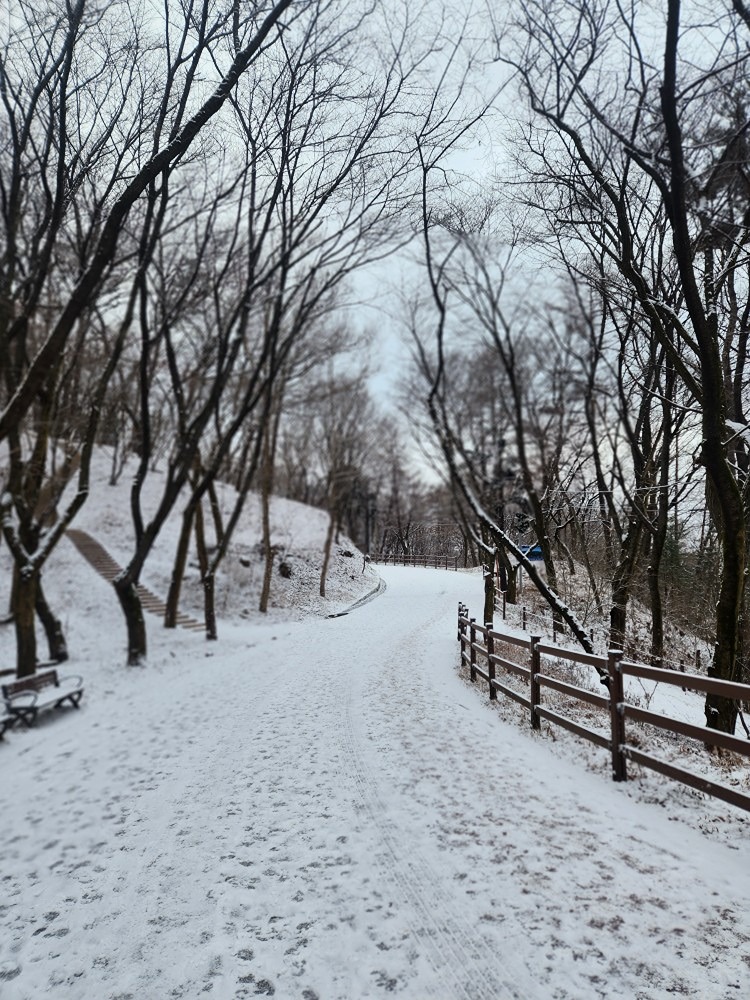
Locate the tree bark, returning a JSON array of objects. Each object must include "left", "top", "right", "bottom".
[
  {"left": 259, "top": 420, "right": 275, "bottom": 613},
  {"left": 496, "top": 546, "right": 518, "bottom": 604},
  {"left": 608, "top": 517, "right": 643, "bottom": 652},
  {"left": 320, "top": 512, "right": 336, "bottom": 598},
  {"left": 14, "top": 570, "right": 37, "bottom": 678},
  {"left": 203, "top": 573, "right": 217, "bottom": 641},
  {"left": 35, "top": 578, "right": 68, "bottom": 662},
  {"left": 193, "top": 499, "right": 216, "bottom": 640},
  {"left": 113, "top": 577, "right": 147, "bottom": 666},
  {"left": 483, "top": 566, "right": 495, "bottom": 625},
  {"left": 165, "top": 505, "right": 195, "bottom": 628}
]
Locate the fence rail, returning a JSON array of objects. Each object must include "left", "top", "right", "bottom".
[
  {"left": 457, "top": 603, "right": 750, "bottom": 814},
  {"left": 376, "top": 553, "right": 459, "bottom": 570}
]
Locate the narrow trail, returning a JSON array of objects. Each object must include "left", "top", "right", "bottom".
[
  {"left": 1, "top": 566, "right": 749, "bottom": 999},
  {"left": 65, "top": 528, "right": 205, "bottom": 631}
]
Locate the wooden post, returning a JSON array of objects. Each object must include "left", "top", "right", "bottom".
[
  {"left": 530, "top": 634, "right": 541, "bottom": 730},
  {"left": 469, "top": 618, "right": 477, "bottom": 683},
  {"left": 502, "top": 592, "right": 506, "bottom": 620},
  {"left": 486, "top": 624, "right": 496, "bottom": 701},
  {"left": 608, "top": 648, "right": 626, "bottom": 782},
  {"left": 522, "top": 605, "right": 527, "bottom": 631}
]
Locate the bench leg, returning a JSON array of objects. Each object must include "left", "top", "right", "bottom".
[
  {"left": 56, "top": 693, "right": 82, "bottom": 709},
  {"left": 17, "top": 709, "right": 36, "bottom": 728}
]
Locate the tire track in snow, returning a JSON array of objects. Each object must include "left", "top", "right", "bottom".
[{"left": 337, "top": 596, "right": 525, "bottom": 1000}]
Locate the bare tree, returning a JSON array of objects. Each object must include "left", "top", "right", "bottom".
[
  {"left": 498, "top": 0, "right": 750, "bottom": 731},
  {"left": 0, "top": 0, "right": 302, "bottom": 674}
]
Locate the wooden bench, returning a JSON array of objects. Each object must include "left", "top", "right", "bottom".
[{"left": 2, "top": 668, "right": 84, "bottom": 728}]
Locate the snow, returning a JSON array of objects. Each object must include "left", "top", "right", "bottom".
[
  {"left": 727, "top": 419, "right": 750, "bottom": 447},
  {"left": 2, "top": 463, "right": 750, "bottom": 998}
]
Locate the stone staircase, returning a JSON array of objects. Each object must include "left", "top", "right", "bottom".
[{"left": 65, "top": 529, "right": 205, "bottom": 632}]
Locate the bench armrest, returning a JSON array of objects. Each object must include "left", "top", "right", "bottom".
[
  {"left": 58, "top": 674, "right": 84, "bottom": 691},
  {"left": 6, "top": 690, "right": 38, "bottom": 711}
]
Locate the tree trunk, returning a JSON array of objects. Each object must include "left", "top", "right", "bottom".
[
  {"left": 259, "top": 420, "right": 274, "bottom": 613},
  {"left": 259, "top": 548, "right": 275, "bottom": 612},
  {"left": 483, "top": 566, "right": 495, "bottom": 625},
  {"left": 206, "top": 479, "right": 224, "bottom": 548},
  {"left": 35, "top": 578, "right": 68, "bottom": 662},
  {"left": 165, "top": 504, "right": 195, "bottom": 628},
  {"left": 113, "top": 576, "right": 147, "bottom": 665},
  {"left": 194, "top": 497, "right": 209, "bottom": 579},
  {"left": 9, "top": 562, "right": 18, "bottom": 619},
  {"left": 497, "top": 546, "right": 518, "bottom": 604},
  {"left": 609, "top": 519, "right": 642, "bottom": 652},
  {"left": 646, "top": 557, "right": 664, "bottom": 666},
  {"left": 203, "top": 572, "right": 217, "bottom": 641},
  {"left": 645, "top": 486, "right": 669, "bottom": 666},
  {"left": 14, "top": 569, "right": 38, "bottom": 678},
  {"left": 320, "top": 512, "right": 336, "bottom": 598},
  {"left": 192, "top": 496, "right": 216, "bottom": 639},
  {"left": 704, "top": 478, "right": 744, "bottom": 733}
]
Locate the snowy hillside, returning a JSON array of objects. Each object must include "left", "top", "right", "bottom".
[{"left": 0, "top": 450, "right": 381, "bottom": 672}]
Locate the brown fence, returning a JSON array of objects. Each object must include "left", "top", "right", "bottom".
[
  {"left": 377, "top": 553, "right": 459, "bottom": 570},
  {"left": 457, "top": 603, "right": 750, "bottom": 813}
]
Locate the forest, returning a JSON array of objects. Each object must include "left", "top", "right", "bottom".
[{"left": 1, "top": 0, "right": 749, "bottom": 735}]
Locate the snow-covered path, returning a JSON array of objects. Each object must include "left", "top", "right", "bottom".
[{"left": 2, "top": 566, "right": 749, "bottom": 999}]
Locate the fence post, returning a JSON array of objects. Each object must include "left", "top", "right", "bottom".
[
  {"left": 608, "top": 648, "right": 627, "bottom": 782},
  {"left": 469, "top": 618, "right": 477, "bottom": 683},
  {"left": 486, "top": 624, "right": 496, "bottom": 701},
  {"left": 530, "top": 634, "right": 541, "bottom": 730},
  {"left": 503, "top": 592, "right": 506, "bottom": 621},
  {"left": 522, "top": 605, "right": 527, "bottom": 631}
]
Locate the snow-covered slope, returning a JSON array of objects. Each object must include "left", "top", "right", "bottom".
[{"left": 0, "top": 450, "right": 381, "bottom": 671}]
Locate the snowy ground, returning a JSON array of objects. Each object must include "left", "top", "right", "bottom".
[{"left": 2, "top": 563, "right": 750, "bottom": 999}]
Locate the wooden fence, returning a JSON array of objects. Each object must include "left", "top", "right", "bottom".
[
  {"left": 457, "top": 603, "right": 750, "bottom": 813},
  {"left": 377, "top": 553, "right": 459, "bottom": 570}
]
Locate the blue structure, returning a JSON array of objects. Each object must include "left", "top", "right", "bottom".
[{"left": 519, "top": 544, "right": 543, "bottom": 561}]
